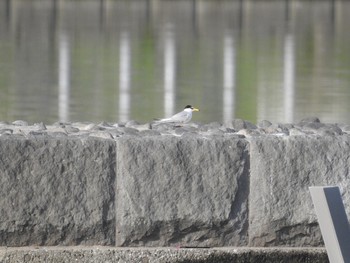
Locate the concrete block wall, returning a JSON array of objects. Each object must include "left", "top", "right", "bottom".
[
  {"left": 249, "top": 136, "right": 350, "bottom": 246},
  {"left": 0, "top": 137, "right": 116, "bottom": 246},
  {"left": 1, "top": 127, "right": 350, "bottom": 247},
  {"left": 116, "top": 136, "right": 249, "bottom": 246}
]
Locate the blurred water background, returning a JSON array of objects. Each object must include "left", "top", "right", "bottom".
[{"left": 1, "top": 0, "right": 350, "bottom": 124}]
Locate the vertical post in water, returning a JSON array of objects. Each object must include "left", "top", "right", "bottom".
[{"left": 310, "top": 186, "right": 350, "bottom": 263}]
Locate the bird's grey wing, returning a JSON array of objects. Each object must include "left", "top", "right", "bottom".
[
  {"left": 169, "top": 111, "right": 189, "bottom": 122},
  {"left": 154, "top": 111, "right": 189, "bottom": 123}
]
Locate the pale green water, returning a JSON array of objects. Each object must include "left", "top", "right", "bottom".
[{"left": 0, "top": 0, "right": 350, "bottom": 124}]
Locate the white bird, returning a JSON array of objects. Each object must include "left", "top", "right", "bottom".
[{"left": 154, "top": 105, "right": 200, "bottom": 124}]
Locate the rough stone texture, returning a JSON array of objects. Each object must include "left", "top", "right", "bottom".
[
  {"left": 0, "top": 247, "right": 328, "bottom": 263},
  {"left": 1, "top": 119, "right": 350, "bottom": 248},
  {"left": 116, "top": 136, "right": 249, "bottom": 247},
  {"left": 0, "top": 137, "right": 116, "bottom": 246},
  {"left": 249, "top": 135, "right": 350, "bottom": 247}
]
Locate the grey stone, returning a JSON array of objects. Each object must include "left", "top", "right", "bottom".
[
  {"left": 227, "top": 119, "right": 257, "bottom": 131},
  {"left": 199, "top": 122, "right": 222, "bottom": 131},
  {"left": 341, "top": 125, "right": 350, "bottom": 132},
  {"left": 12, "top": 120, "right": 29, "bottom": 126},
  {"left": 257, "top": 120, "right": 272, "bottom": 128},
  {"left": 199, "top": 123, "right": 226, "bottom": 135},
  {"left": 115, "top": 122, "right": 126, "bottom": 127},
  {"left": 73, "top": 123, "right": 97, "bottom": 131},
  {"left": 263, "top": 123, "right": 290, "bottom": 135},
  {"left": 139, "top": 130, "right": 161, "bottom": 137},
  {"left": 3, "top": 118, "right": 350, "bottom": 248},
  {"left": 151, "top": 122, "right": 176, "bottom": 132},
  {"left": 302, "top": 122, "right": 325, "bottom": 131},
  {"left": 120, "top": 127, "right": 139, "bottom": 136},
  {"left": 64, "top": 126, "right": 80, "bottom": 133},
  {"left": 317, "top": 124, "right": 343, "bottom": 136},
  {"left": 125, "top": 120, "right": 140, "bottom": 127},
  {"left": 98, "top": 121, "right": 114, "bottom": 128},
  {"left": 226, "top": 134, "right": 246, "bottom": 139},
  {"left": 236, "top": 129, "right": 262, "bottom": 137},
  {"left": 180, "top": 131, "right": 201, "bottom": 138},
  {"left": 33, "top": 122, "right": 47, "bottom": 131},
  {"left": 174, "top": 126, "right": 198, "bottom": 136},
  {"left": 89, "top": 131, "right": 114, "bottom": 139},
  {"left": 284, "top": 123, "right": 295, "bottom": 130},
  {"left": 108, "top": 129, "right": 125, "bottom": 138},
  {"left": 126, "top": 122, "right": 152, "bottom": 131},
  {"left": 85, "top": 124, "right": 100, "bottom": 131},
  {"left": 47, "top": 131, "right": 68, "bottom": 137},
  {"left": 298, "top": 117, "right": 321, "bottom": 125},
  {"left": 183, "top": 122, "right": 201, "bottom": 129},
  {"left": 0, "top": 129, "right": 13, "bottom": 135},
  {"left": 135, "top": 123, "right": 152, "bottom": 131},
  {"left": 52, "top": 121, "right": 71, "bottom": 128},
  {"left": 297, "top": 123, "right": 343, "bottom": 136},
  {"left": 249, "top": 135, "right": 350, "bottom": 246},
  {"left": 28, "top": 131, "right": 48, "bottom": 137},
  {"left": 224, "top": 128, "right": 236, "bottom": 133},
  {"left": 91, "top": 125, "right": 107, "bottom": 131},
  {"left": 289, "top": 128, "right": 309, "bottom": 136},
  {"left": 205, "top": 129, "right": 225, "bottom": 136},
  {"left": 0, "top": 137, "right": 116, "bottom": 246},
  {"left": 116, "top": 136, "right": 249, "bottom": 247},
  {"left": 0, "top": 247, "right": 328, "bottom": 263}
]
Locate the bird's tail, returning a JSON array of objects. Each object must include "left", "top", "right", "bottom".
[{"left": 153, "top": 118, "right": 173, "bottom": 123}]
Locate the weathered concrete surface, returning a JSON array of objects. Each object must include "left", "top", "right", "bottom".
[
  {"left": 0, "top": 137, "right": 116, "bottom": 246},
  {"left": 0, "top": 246, "right": 329, "bottom": 263},
  {"left": 249, "top": 135, "right": 350, "bottom": 247},
  {"left": 1, "top": 119, "right": 350, "bottom": 247},
  {"left": 116, "top": 136, "right": 250, "bottom": 247}
]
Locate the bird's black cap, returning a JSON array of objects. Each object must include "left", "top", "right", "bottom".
[{"left": 184, "top": 105, "right": 193, "bottom": 109}]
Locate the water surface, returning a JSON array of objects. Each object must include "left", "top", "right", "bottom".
[{"left": 1, "top": 0, "right": 350, "bottom": 124}]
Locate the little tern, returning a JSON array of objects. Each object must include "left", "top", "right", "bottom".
[{"left": 154, "top": 105, "right": 200, "bottom": 124}]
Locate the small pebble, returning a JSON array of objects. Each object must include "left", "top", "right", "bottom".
[
  {"left": 0, "top": 129, "right": 13, "bottom": 135},
  {"left": 0, "top": 117, "right": 346, "bottom": 140},
  {"left": 227, "top": 119, "right": 257, "bottom": 130},
  {"left": 98, "top": 121, "right": 114, "bottom": 128},
  {"left": 89, "top": 131, "right": 114, "bottom": 139},
  {"left": 125, "top": 120, "right": 140, "bottom": 128},
  {"left": 289, "top": 128, "right": 308, "bottom": 136},
  {"left": 12, "top": 120, "right": 28, "bottom": 126},
  {"left": 33, "top": 122, "right": 47, "bottom": 131},
  {"left": 257, "top": 120, "right": 272, "bottom": 128},
  {"left": 297, "top": 117, "right": 321, "bottom": 127},
  {"left": 120, "top": 127, "right": 139, "bottom": 136},
  {"left": 28, "top": 131, "right": 47, "bottom": 136},
  {"left": 65, "top": 126, "right": 80, "bottom": 133},
  {"left": 139, "top": 130, "right": 161, "bottom": 137},
  {"left": 82, "top": 123, "right": 97, "bottom": 130},
  {"left": 48, "top": 131, "right": 68, "bottom": 137}
]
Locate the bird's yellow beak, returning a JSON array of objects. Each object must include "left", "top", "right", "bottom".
[{"left": 192, "top": 107, "right": 200, "bottom": 112}]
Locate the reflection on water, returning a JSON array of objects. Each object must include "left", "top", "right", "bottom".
[
  {"left": 1, "top": 0, "right": 350, "bottom": 124},
  {"left": 163, "top": 25, "right": 176, "bottom": 118},
  {"left": 283, "top": 33, "right": 295, "bottom": 123},
  {"left": 223, "top": 34, "right": 235, "bottom": 123},
  {"left": 58, "top": 33, "right": 70, "bottom": 123},
  {"left": 119, "top": 31, "right": 131, "bottom": 122}
]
